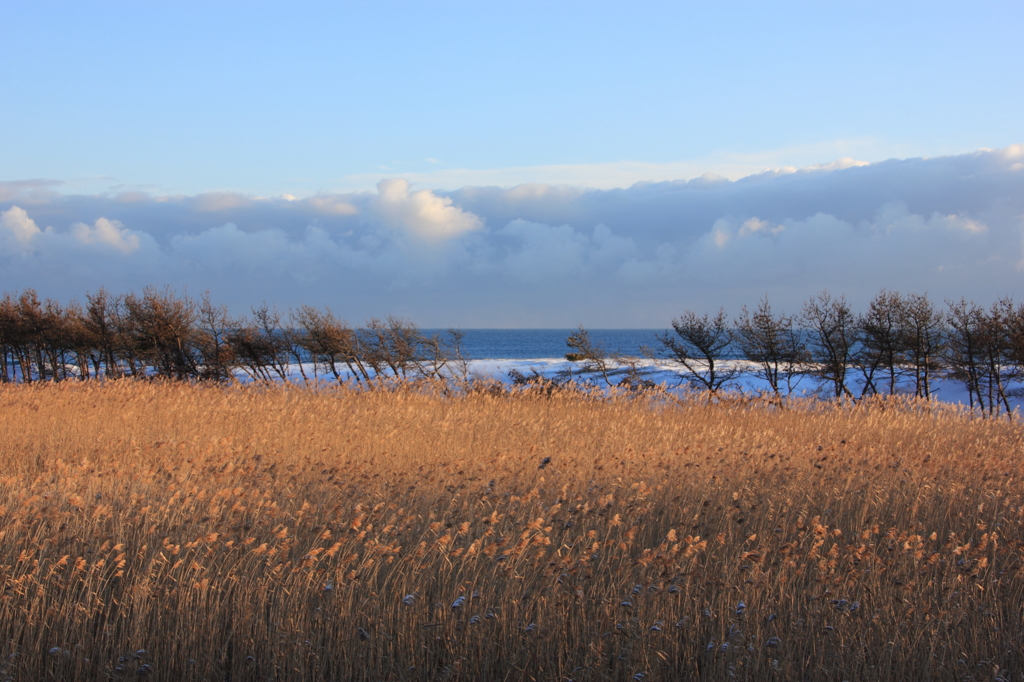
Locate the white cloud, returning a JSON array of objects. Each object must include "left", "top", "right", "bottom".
[
  {"left": 72, "top": 217, "right": 141, "bottom": 254},
  {"left": 0, "top": 206, "right": 43, "bottom": 253},
  {"left": 370, "top": 178, "right": 481, "bottom": 241},
  {"left": 1, "top": 145, "right": 1022, "bottom": 326},
  {"left": 738, "top": 217, "right": 783, "bottom": 237}
]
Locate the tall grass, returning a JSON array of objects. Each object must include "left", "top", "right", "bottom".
[{"left": 0, "top": 381, "right": 1022, "bottom": 681}]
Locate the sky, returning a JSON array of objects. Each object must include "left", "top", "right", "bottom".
[{"left": 1, "top": 1, "right": 1022, "bottom": 327}]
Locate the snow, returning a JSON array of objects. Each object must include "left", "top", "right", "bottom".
[{"left": 250, "top": 357, "right": 1022, "bottom": 414}]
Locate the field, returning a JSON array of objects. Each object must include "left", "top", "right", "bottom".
[{"left": 0, "top": 381, "right": 1022, "bottom": 681}]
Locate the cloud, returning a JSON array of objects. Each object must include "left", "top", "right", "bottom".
[
  {"left": 3, "top": 207, "right": 144, "bottom": 257},
  {"left": 370, "top": 178, "right": 482, "bottom": 241},
  {"left": 497, "top": 220, "right": 590, "bottom": 282},
  {"left": 0, "top": 179, "right": 63, "bottom": 203},
  {"left": 0, "top": 206, "right": 43, "bottom": 253},
  {"left": 304, "top": 195, "right": 359, "bottom": 216},
  {"left": 688, "top": 203, "right": 996, "bottom": 290},
  {"left": 1, "top": 145, "right": 1022, "bottom": 326},
  {"left": 72, "top": 217, "right": 141, "bottom": 253},
  {"left": 334, "top": 138, "right": 885, "bottom": 192},
  {"left": 192, "top": 192, "right": 253, "bottom": 212}
]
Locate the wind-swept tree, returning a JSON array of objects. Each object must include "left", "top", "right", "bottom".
[
  {"left": 9, "top": 290, "right": 51, "bottom": 382},
  {"left": 195, "top": 293, "right": 236, "bottom": 382},
  {"left": 83, "top": 288, "right": 123, "bottom": 379},
  {"left": 0, "top": 293, "right": 19, "bottom": 382},
  {"left": 856, "top": 289, "right": 908, "bottom": 397},
  {"left": 229, "top": 304, "right": 293, "bottom": 382},
  {"left": 801, "top": 291, "right": 858, "bottom": 399},
  {"left": 649, "top": 308, "right": 736, "bottom": 395},
  {"left": 360, "top": 317, "right": 425, "bottom": 381},
  {"left": 60, "top": 300, "right": 93, "bottom": 380},
  {"left": 292, "top": 305, "right": 371, "bottom": 383},
  {"left": 900, "top": 292, "right": 944, "bottom": 399},
  {"left": 1005, "top": 300, "right": 1024, "bottom": 393},
  {"left": 945, "top": 299, "right": 991, "bottom": 413},
  {"left": 122, "top": 287, "right": 200, "bottom": 380},
  {"left": 734, "top": 297, "right": 807, "bottom": 399},
  {"left": 564, "top": 325, "right": 615, "bottom": 385},
  {"left": 977, "top": 298, "right": 1017, "bottom": 416},
  {"left": 417, "top": 329, "right": 472, "bottom": 383}
]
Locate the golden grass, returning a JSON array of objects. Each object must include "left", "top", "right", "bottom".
[{"left": 0, "top": 381, "right": 1022, "bottom": 681}]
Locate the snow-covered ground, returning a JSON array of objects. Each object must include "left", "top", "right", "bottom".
[{"left": 259, "top": 357, "right": 1022, "bottom": 413}]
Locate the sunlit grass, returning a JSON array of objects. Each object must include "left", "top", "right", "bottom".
[{"left": 0, "top": 380, "right": 1022, "bottom": 681}]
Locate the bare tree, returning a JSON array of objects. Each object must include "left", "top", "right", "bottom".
[
  {"left": 10, "top": 290, "right": 51, "bottom": 382},
  {"left": 60, "top": 301, "right": 92, "bottom": 380},
  {"left": 945, "top": 299, "right": 989, "bottom": 413},
  {"left": 801, "top": 291, "right": 858, "bottom": 399},
  {"left": 229, "top": 305, "right": 293, "bottom": 382},
  {"left": 292, "top": 305, "right": 371, "bottom": 384},
  {"left": 856, "top": 289, "right": 908, "bottom": 397},
  {"left": 110, "top": 294, "right": 144, "bottom": 377},
  {"left": 417, "top": 329, "right": 473, "bottom": 383},
  {"left": 1005, "top": 300, "right": 1024, "bottom": 399},
  {"left": 195, "top": 293, "right": 236, "bottom": 382},
  {"left": 440, "top": 329, "right": 472, "bottom": 383},
  {"left": 360, "top": 317, "right": 425, "bottom": 381},
  {"left": 978, "top": 298, "right": 1016, "bottom": 416},
  {"left": 122, "top": 287, "right": 200, "bottom": 380},
  {"left": 84, "top": 288, "right": 123, "bottom": 379},
  {"left": 0, "top": 294, "right": 14, "bottom": 382},
  {"left": 900, "top": 292, "right": 944, "bottom": 399},
  {"left": 734, "top": 297, "right": 807, "bottom": 399},
  {"left": 563, "top": 326, "right": 615, "bottom": 385},
  {"left": 0, "top": 292, "right": 37, "bottom": 382},
  {"left": 649, "top": 309, "right": 736, "bottom": 395}
]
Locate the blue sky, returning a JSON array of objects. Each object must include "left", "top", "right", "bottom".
[
  {"left": 1, "top": 1, "right": 1022, "bottom": 325},
  {"left": 4, "top": 1, "right": 1021, "bottom": 195}
]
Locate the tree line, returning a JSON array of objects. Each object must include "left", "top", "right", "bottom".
[
  {"left": 562, "top": 290, "right": 1024, "bottom": 416},
  {"left": 2, "top": 286, "right": 1023, "bottom": 415},
  {"left": 0, "top": 287, "right": 469, "bottom": 387}
]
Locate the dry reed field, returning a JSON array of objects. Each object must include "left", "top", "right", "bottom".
[{"left": 1, "top": 381, "right": 1023, "bottom": 681}]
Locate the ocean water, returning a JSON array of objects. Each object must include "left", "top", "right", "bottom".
[{"left": 421, "top": 329, "right": 665, "bottom": 360}]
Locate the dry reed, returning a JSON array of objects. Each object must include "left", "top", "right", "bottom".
[{"left": 0, "top": 380, "right": 1022, "bottom": 681}]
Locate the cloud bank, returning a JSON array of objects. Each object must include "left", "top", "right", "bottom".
[{"left": 2, "top": 146, "right": 1022, "bottom": 327}]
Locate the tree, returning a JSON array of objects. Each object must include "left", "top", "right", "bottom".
[
  {"left": 801, "top": 291, "right": 858, "bottom": 399},
  {"left": 1005, "top": 300, "right": 1024, "bottom": 397},
  {"left": 564, "top": 326, "right": 614, "bottom": 385},
  {"left": 418, "top": 329, "right": 472, "bottom": 383},
  {"left": 0, "top": 294, "right": 13, "bottom": 382},
  {"left": 945, "top": 299, "right": 990, "bottom": 413},
  {"left": 977, "top": 298, "right": 1016, "bottom": 416},
  {"left": 84, "top": 288, "right": 123, "bottom": 379},
  {"left": 11, "top": 290, "right": 49, "bottom": 382},
  {"left": 900, "top": 292, "right": 944, "bottom": 399},
  {"left": 360, "top": 317, "right": 424, "bottom": 381},
  {"left": 292, "top": 305, "right": 370, "bottom": 384},
  {"left": 856, "top": 289, "right": 908, "bottom": 397},
  {"left": 229, "top": 305, "right": 292, "bottom": 382},
  {"left": 649, "top": 309, "right": 736, "bottom": 395},
  {"left": 733, "top": 297, "right": 807, "bottom": 399},
  {"left": 195, "top": 293, "right": 236, "bottom": 382},
  {"left": 122, "top": 287, "right": 200, "bottom": 380}
]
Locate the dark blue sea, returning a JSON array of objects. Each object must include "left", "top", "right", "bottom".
[{"left": 421, "top": 329, "right": 664, "bottom": 360}]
